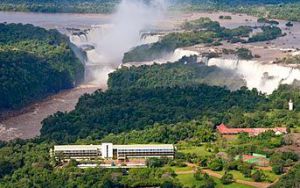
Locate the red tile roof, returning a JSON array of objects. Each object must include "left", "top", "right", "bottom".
[
  {"left": 216, "top": 123, "right": 287, "bottom": 136},
  {"left": 243, "top": 154, "right": 256, "bottom": 161}
]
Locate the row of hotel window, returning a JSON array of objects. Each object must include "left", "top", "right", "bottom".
[
  {"left": 117, "top": 149, "right": 174, "bottom": 152},
  {"left": 58, "top": 149, "right": 174, "bottom": 153}
]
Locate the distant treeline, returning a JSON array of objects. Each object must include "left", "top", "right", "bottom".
[
  {"left": 177, "top": 0, "right": 300, "bottom": 21},
  {"left": 0, "top": 23, "right": 84, "bottom": 110},
  {"left": 0, "top": 0, "right": 120, "bottom": 13},
  {"left": 1, "top": 0, "right": 300, "bottom": 22}
]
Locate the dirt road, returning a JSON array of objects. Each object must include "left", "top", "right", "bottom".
[{"left": 178, "top": 163, "right": 274, "bottom": 188}]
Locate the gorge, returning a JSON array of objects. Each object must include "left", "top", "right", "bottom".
[{"left": 1, "top": 3, "right": 300, "bottom": 141}]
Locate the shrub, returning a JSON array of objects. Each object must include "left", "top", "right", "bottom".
[
  {"left": 199, "top": 173, "right": 216, "bottom": 188},
  {"left": 272, "top": 164, "right": 284, "bottom": 175},
  {"left": 238, "top": 163, "right": 252, "bottom": 177},
  {"left": 221, "top": 172, "right": 234, "bottom": 184},
  {"left": 146, "top": 158, "right": 168, "bottom": 168},
  {"left": 169, "top": 160, "right": 187, "bottom": 167},
  {"left": 208, "top": 158, "right": 223, "bottom": 171},
  {"left": 194, "top": 170, "right": 203, "bottom": 181},
  {"left": 251, "top": 170, "right": 266, "bottom": 182},
  {"left": 225, "top": 160, "right": 241, "bottom": 171},
  {"left": 236, "top": 48, "right": 253, "bottom": 60},
  {"left": 67, "top": 159, "right": 78, "bottom": 167}
]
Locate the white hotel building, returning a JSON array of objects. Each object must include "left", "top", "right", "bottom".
[{"left": 52, "top": 143, "right": 175, "bottom": 160}]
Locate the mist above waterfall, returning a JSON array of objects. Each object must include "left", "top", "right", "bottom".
[
  {"left": 94, "top": 0, "right": 168, "bottom": 64},
  {"left": 80, "top": 0, "right": 169, "bottom": 86}
]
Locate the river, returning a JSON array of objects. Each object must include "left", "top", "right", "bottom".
[
  {"left": 0, "top": 11, "right": 110, "bottom": 29},
  {"left": 0, "top": 10, "right": 299, "bottom": 141},
  {"left": 0, "top": 11, "right": 111, "bottom": 141}
]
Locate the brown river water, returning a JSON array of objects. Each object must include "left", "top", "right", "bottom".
[{"left": 0, "top": 11, "right": 299, "bottom": 141}]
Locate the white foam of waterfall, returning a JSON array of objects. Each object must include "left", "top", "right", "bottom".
[
  {"left": 139, "top": 34, "right": 162, "bottom": 45},
  {"left": 207, "top": 58, "right": 300, "bottom": 94},
  {"left": 123, "top": 48, "right": 199, "bottom": 67},
  {"left": 70, "top": 0, "right": 168, "bottom": 86}
]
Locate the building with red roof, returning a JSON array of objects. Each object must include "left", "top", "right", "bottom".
[{"left": 216, "top": 123, "right": 287, "bottom": 136}]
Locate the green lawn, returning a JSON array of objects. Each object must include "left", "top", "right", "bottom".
[
  {"left": 176, "top": 173, "right": 254, "bottom": 188},
  {"left": 178, "top": 145, "right": 212, "bottom": 156},
  {"left": 264, "top": 170, "right": 280, "bottom": 182},
  {"left": 214, "top": 170, "right": 253, "bottom": 182},
  {"left": 292, "top": 126, "right": 300, "bottom": 133},
  {"left": 213, "top": 170, "right": 279, "bottom": 183},
  {"left": 164, "top": 166, "right": 194, "bottom": 172},
  {"left": 176, "top": 173, "right": 201, "bottom": 187}
]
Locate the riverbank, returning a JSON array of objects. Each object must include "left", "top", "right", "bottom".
[
  {"left": 1, "top": 10, "right": 299, "bottom": 141},
  {"left": 0, "top": 85, "right": 98, "bottom": 141}
]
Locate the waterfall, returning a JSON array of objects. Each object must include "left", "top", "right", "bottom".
[
  {"left": 207, "top": 58, "right": 300, "bottom": 94},
  {"left": 123, "top": 48, "right": 200, "bottom": 67}
]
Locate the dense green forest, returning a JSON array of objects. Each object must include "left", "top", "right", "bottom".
[
  {"left": 0, "top": 23, "right": 84, "bottom": 110},
  {"left": 111, "top": 56, "right": 245, "bottom": 90},
  {"left": 0, "top": 58, "right": 299, "bottom": 187},
  {"left": 0, "top": 139, "right": 181, "bottom": 187},
  {"left": 0, "top": 1, "right": 300, "bottom": 187},
  {"left": 178, "top": 0, "right": 300, "bottom": 21},
  {"left": 41, "top": 58, "right": 300, "bottom": 143},
  {"left": 123, "top": 18, "right": 282, "bottom": 63},
  {"left": 41, "top": 85, "right": 266, "bottom": 143},
  {"left": 0, "top": 0, "right": 119, "bottom": 13},
  {"left": 1, "top": 0, "right": 300, "bottom": 22},
  {"left": 270, "top": 163, "right": 300, "bottom": 188}
]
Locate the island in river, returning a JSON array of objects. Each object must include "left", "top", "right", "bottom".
[{"left": 1, "top": 11, "right": 300, "bottom": 141}]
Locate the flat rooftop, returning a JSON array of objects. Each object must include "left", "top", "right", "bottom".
[
  {"left": 54, "top": 144, "right": 174, "bottom": 151},
  {"left": 54, "top": 145, "right": 101, "bottom": 151},
  {"left": 113, "top": 144, "right": 174, "bottom": 150}
]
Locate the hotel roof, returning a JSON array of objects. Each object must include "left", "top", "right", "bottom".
[
  {"left": 54, "top": 145, "right": 101, "bottom": 151},
  {"left": 217, "top": 123, "right": 287, "bottom": 135},
  {"left": 54, "top": 144, "right": 175, "bottom": 151},
  {"left": 113, "top": 144, "right": 174, "bottom": 149}
]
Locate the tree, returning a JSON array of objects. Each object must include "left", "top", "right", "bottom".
[
  {"left": 208, "top": 158, "right": 223, "bottom": 171},
  {"left": 221, "top": 172, "right": 234, "bottom": 184},
  {"left": 251, "top": 170, "right": 266, "bottom": 182},
  {"left": 67, "top": 159, "right": 78, "bottom": 167},
  {"left": 236, "top": 48, "right": 253, "bottom": 60},
  {"left": 0, "top": 160, "right": 14, "bottom": 178},
  {"left": 238, "top": 163, "right": 252, "bottom": 177},
  {"left": 272, "top": 164, "right": 284, "bottom": 175},
  {"left": 161, "top": 180, "right": 181, "bottom": 188},
  {"left": 225, "top": 160, "right": 240, "bottom": 171},
  {"left": 194, "top": 170, "right": 203, "bottom": 181},
  {"left": 0, "top": 23, "right": 84, "bottom": 110},
  {"left": 146, "top": 158, "right": 167, "bottom": 168},
  {"left": 271, "top": 163, "right": 300, "bottom": 188},
  {"left": 199, "top": 173, "right": 216, "bottom": 188}
]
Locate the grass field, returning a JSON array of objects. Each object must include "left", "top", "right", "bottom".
[
  {"left": 178, "top": 145, "right": 212, "bottom": 156},
  {"left": 164, "top": 165, "right": 194, "bottom": 172},
  {"left": 214, "top": 170, "right": 279, "bottom": 182},
  {"left": 177, "top": 173, "right": 254, "bottom": 188},
  {"left": 292, "top": 127, "right": 300, "bottom": 133},
  {"left": 263, "top": 170, "right": 280, "bottom": 182}
]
